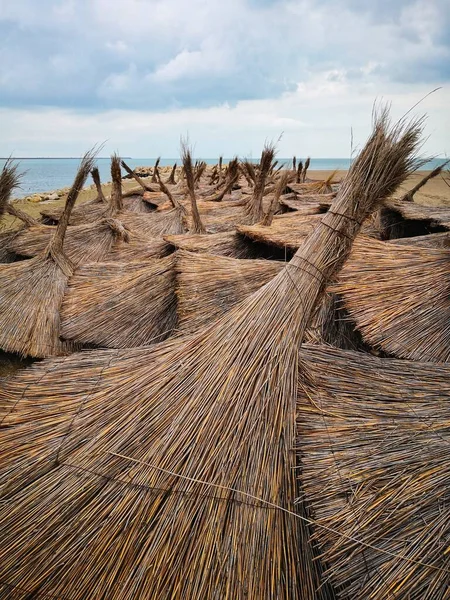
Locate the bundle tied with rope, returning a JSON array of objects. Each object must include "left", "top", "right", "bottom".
[{"left": 0, "top": 108, "right": 424, "bottom": 599}]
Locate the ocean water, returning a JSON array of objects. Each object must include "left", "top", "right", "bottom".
[{"left": 1, "top": 157, "right": 447, "bottom": 199}]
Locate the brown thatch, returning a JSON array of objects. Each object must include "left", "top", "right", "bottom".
[
  {"left": 9, "top": 158, "right": 185, "bottom": 264},
  {"left": 0, "top": 150, "right": 96, "bottom": 357},
  {"left": 261, "top": 171, "right": 291, "bottom": 226},
  {"left": 296, "top": 160, "right": 303, "bottom": 183},
  {"left": 151, "top": 156, "right": 161, "bottom": 183},
  {"left": 238, "top": 212, "right": 322, "bottom": 250},
  {"left": 105, "top": 232, "right": 172, "bottom": 261},
  {"left": 399, "top": 160, "right": 449, "bottom": 201},
  {"left": 60, "top": 255, "right": 177, "bottom": 348},
  {"left": 280, "top": 193, "right": 335, "bottom": 213},
  {"left": 389, "top": 230, "right": 450, "bottom": 248},
  {"left": 121, "top": 160, "right": 153, "bottom": 192},
  {"left": 244, "top": 143, "right": 276, "bottom": 223},
  {"left": 302, "top": 156, "right": 310, "bottom": 182},
  {"left": 40, "top": 167, "right": 111, "bottom": 225},
  {"left": 181, "top": 142, "right": 205, "bottom": 233},
  {"left": 297, "top": 344, "right": 450, "bottom": 600},
  {"left": 380, "top": 198, "right": 450, "bottom": 239},
  {"left": 334, "top": 235, "right": 450, "bottom": 362},
  {"left": 167, "top": 162, "right": 177, "bottom": 185},
  {"left": 205, "top": 158, "right": 240, "bottom": 202},
  {"left": 0, "top": 160, "right": 31, "bottom": 263},
  {"left": 0, "top": 109, "right": 422, "bottom": 599},
  {"left": 176, "top": 250, "right": 365, "bottom": 349}
]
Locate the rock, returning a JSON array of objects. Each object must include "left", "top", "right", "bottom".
[
  {"left": 27, "top": 194, "right": 43, "bottom": 203},
  {"left": 46, "top": 193, "right": 59, "bottom": 201}
]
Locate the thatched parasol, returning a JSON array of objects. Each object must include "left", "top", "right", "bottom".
[
  {"left": 238, "top": 212, "right": 322, "bottom": 251},
  {"left": 60, "top": 255, "right": 177, "bottom": 349},
  {"left": 297, "top": 344, "right": 450, "bottom": 599},
  {"left": 389, "top": 230, "right": 450, "bottom": 248},
  {"left": 40, "top": 167, "right": 111, "bottom": 225},
  {"left": 0, "top": 110, "right": 422, "bottom": 599},
  {"left": 0, "top": 159, "right": 36, "bottom": 263},
  {"left": 380, "top": 198, "right": 450, "bottom": 239},
  {"left": 176, "top": 250, "right": 365, "bottom": 349},
  {"left": 244, "top": 143, "right": 276, "bottom": 223},
  {"left": 0, "top": 150, "right": 96, "bottom": 358},
  {"left": 399, "top": 160, "right": 449, "bottom": 202},
  {"left": 8, "top": 156, "right": 185, "bottom": 264},
  {"left": 181, "top": 141, "right": 206, "bottom": 233},
  {"left": 334, "top": 235, "right": 450, "bottom": 362}
]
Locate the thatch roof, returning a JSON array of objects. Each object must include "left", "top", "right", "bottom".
[
  {"left": 280, "top": 193, "right": 334, "bottom": 213},
  {"left": 389, "top": 230, "right": 450, "bottom": 248},
  {"left": 175, "top": 250, "right": 365, "bottom": 350},
  {"left": 237, "top": 213, "right": 322, "bottom": 250},
  {"left": 334, "top": 236, "right": 450, "bottom": 362},
  {"left": 60, "top": 255, "right": 177, "bottom": 348},
  {"left": 0, "top": 110, "right": 424, "bottom": 597},
  {"left": 297, "top": 344, "right": 450, "bottom": 599},
  {"left": 0, "top": 150, "right": 96, "bottom": 357},
  {"left": 105, "top": 232, "right": 172, "bottom": 261},
  {"left": 380, "top": 198, "right": 450, "bottom": 239}
]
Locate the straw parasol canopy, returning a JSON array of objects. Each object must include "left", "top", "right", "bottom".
[
  {"left": 0, "top": 109, "right": 423, "bottom": 599},
  {"left": 0, "top": 150, "right": 97, "bottom": 358},
  {"left": 7, "top": 155, "right": 186, "bottom": 265},
  {"left": 333, "top": 235, "right": 450, "bottom": 362},
  {"left": 238, "top": 212, "right": 322, "bottom": 251},
  {"left": 297, "top": 344, "right": 450, "bottom": 599},
  {"left": 389, "top": 230, "right": 450, "bottom": 248},
  {"left": 380, "top": 198, "right": 450, "bottom": 239},
  {"left": 60, "top": 255, "right": 177, "bottom": 348},
  {"left": 175, "top": 250, "right": 365, "bottom": 350}
]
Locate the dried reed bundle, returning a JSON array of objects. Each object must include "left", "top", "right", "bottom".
[
  {"left": 0, "top": 109, "right": 422, "bottom": 599},
  {"left": 60, "top": 255, "right": 177, "bottom": 348},
  {"left": 296, "top": 161, "right": 303, "bottom": 183},
  {"left": 167, "top": 162, "right": 177, "bottom": 184},
  {"left": 297, "top": 344, "right": 450, "bottom": 599},
  {"left": 181, "top": 142, "right": 205, "bottom": 233},
  {"left": 0, "top": 150, "right": 96, "bottom": 357},
  {"left": 334, "top": 235, "right": 450, "bottom": 362},
  {"left": 302, "top": 156, "right": 310, "bottom": 182},
  {"left": 244, "top": 143, "right": 276, "bottom": 223},
  {"left": 151, "top": 156, "right": 161, "bottom": 183},
  {"left": 40, "top": 167, "right": 110, "bottom": 225},
  {"left": 0, "top": 160, "right": 29, "bottom": 263},
  {"left": 261, "top": 171, "right": 291, "bottom": 225},
  {"left": 206, "top": 158, "right": 240, "bottom": 202},
  {"left": 121, "top": 160, "right": 153, "bottom": 192},
  {"left": 400, "top": 160, "right": 449, "bottom": 201}
]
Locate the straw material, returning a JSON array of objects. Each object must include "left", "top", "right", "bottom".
[
  {"left": 334, "top": 236, "right": 450, "bottom": 362},
  {"left": 181, "top": 142, "right": 205, "bottom": 233},
  {"left": 176, "top": 250, "right": 365, "bottom": 349},
  {"left": 380, "top": 199, "right": 450, "bottom": 239},
  {"left": 244, "top": 143, "right": 276, "bottom": 223},
  {"left": 280, "top": 193, "right": 334, "bottom": 213},
  {"left": 0, "top": 150, "right": 96, "bottom": 357},
  {"left": 105, "top": 233, "right": 172, "bottom": 261},
  {"left": 238, "top": 213, "right": 322, "bottom": 250},
  {"left": 164, "top": 230, "right": 260, "bottom": 258},
  {"left": 297, "top": 344, "right": 450, "bottom": 599},
  {"left": 389, "top": 231, "right": 450, "bottom": 248},
  {"left": 60, "top": 255, "right": 177, "bottom": 348},
  {"left": 0, "top": 109, "right": 422, "bottom": 599}
]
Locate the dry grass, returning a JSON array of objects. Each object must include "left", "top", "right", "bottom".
[
  {"left": 297, "top": 344, "right": 450, "bottom": 599},
  {"left": 0, "top": 150, "right": 96, "bottom": 357},
  {"left": 61, "top": 255, "right": 177, "bottom": 348},
  {"left": 0, "top": 109, "right": 423, "bottom": 598},
  {"left": 334, "top": 236, "right": 450, "bottom": 362},
  {"left": 238, "top": 213, "right": 322, "bottom": 250}
]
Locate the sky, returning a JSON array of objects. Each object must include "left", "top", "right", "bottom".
[{"left": 0, "top": 0, "right": 449, "bottom": 158}]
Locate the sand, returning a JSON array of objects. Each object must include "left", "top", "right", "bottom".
[{"left": 1, "top": 169, "right": 449, "bottom": 233}]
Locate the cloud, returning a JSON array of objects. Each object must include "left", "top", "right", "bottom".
[
  {"left": 0, "top": 0, "right": 448, "bottom": 111},
  {"left": 0, "top": 0, "right": 448, "bottom": 156}
]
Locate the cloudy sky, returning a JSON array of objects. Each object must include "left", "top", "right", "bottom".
[{"left": 0, "top": 0, "right": 449, "bottom": 157}]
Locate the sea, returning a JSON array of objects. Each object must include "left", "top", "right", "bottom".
[{"left": 1, "top": 157, "right": 447, "bottom": 199}]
